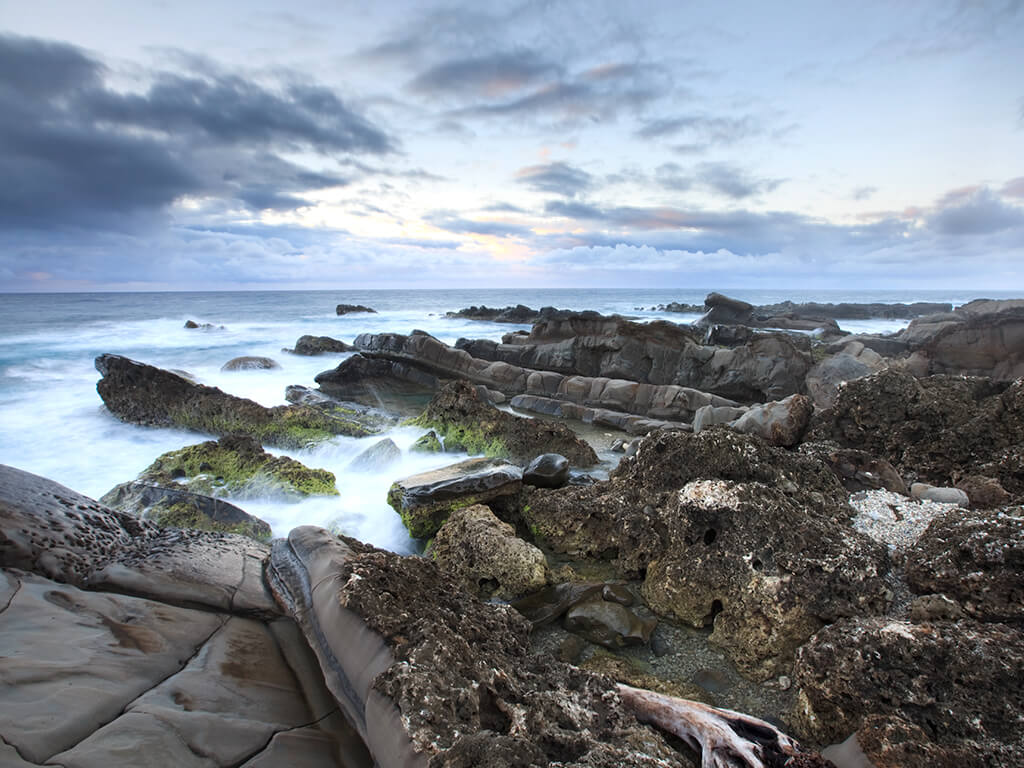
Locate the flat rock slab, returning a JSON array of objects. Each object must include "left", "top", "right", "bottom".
[
  {"left": 387, "top": 458, "right": 522, "bottom": 538},
  {"left": 0, "top": 569, "right": 225, "bottom": 764}
]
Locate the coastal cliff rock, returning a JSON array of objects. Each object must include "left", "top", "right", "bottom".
[
  {"left": 523, "top": 430, "right": 888, "bottom": 679},
  {"left": 96, "top": 354, "right": 375, "bottom": 448},
  {"left": 807, "top": 368, "right": 1024, "bottom": 499},
  {"left": 793, "top": 618, "right": 1024, "bottom": 766},
  {"left": 412, "top": 379, "right": 599, "bottom": 467},
  {"left": 899, "top": 299, "right": 1024, "bottom": 379}
]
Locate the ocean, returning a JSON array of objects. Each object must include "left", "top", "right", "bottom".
[{"left": 0, "top": 287, "right": 1013, "bottom": 553}]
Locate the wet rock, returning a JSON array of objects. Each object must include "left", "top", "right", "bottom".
[
  {"left": 793, "top": 617, "right": 1024, "bottom": 765},
  {"left": 510, "top": 393, "right": 693, "bottom": 435},
  {"left": 349, "top": 438, "right": 402, "bottom": 471},
  {"left": 314, "top": 354, "right": 439, "bottom": 415},
  {"left": 523, "top": 453, "right": 570, "bottom": 488},
  {"left": 431, "top": 504, "right": 549, "bottom": 599},
  {"left": 267, "top": 527, "right": 692, "bottom": 767},
  {"left": 284, "top": 384, "right": 398, "bottom": 432},
  {"left": 184, "top": 319, "right": 222, "bottom": 330},
  {"left": 807, "top": 369, "right": 1024, "bottom": 498},
  {"left": 95, "top": 354, "right": 374, "bottom": 448},
  {"left": 691, "top": 404, "right": 748, "bottom": 433},
  {"left": 387, "top": 457, "right": 523, "bottom": 539},
  {"left": 758, "top": 300, "right": 951, "bottom": 322},
  {"left": 695, "top": 292, "right": 755, "bottom": 327},
  {"left": 563, "top": 594, "right": 656, "bottom": 648},
  {"left": 909, "top": 482, "right": 969, "bottom": 506},
  {"left": 446, "top": 303, "right": 549, "bottom": 323},
  {"left": 100, "top": 481, "right": 272, "bottom": 540},
  {"left": 728, "top": 393, "right": 813, "bottom": 447},
  {"left": 806, "top": 342, "right": 887, "bottom": 409},
  {"left": 335, "top": 304, "right": 377, "bottom": 315},
  {"left": 412, "top": 380, "right": 598, "bottom": 467},
  {"left": 411, "top": 430, "right": 443, "bottom": 453},
  {"left": 127, "top": 434, "right": 339, "bottom": 500},
  {"left": 284, "top": 334, "right": 354, "bottom": 355},
  {"left": 904, "top": 506, "right": 1024, "bottom": 622},
  {"left": 222, "top": 355, "right": 281, "bottom": 371}
]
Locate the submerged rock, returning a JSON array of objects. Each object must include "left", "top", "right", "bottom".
[
  {"left": 100, "top": 481, "right": 272, "bottom": 540},
  {"left": 349, "top": 438, "right": 402, "bottom": 471},
  {"left": 222, "top": 355, "right": 281, "bottom": 371},
  {"left": 431, "top": 504, "right": 549, "bottom": 599},
  {"left": 411, "top": 379, "right": 598, "bottom": 467},
  {"left": 95, "top": 353, "right": 375, "bottom": 448},
  {"left": 128, "top": 434, "right": 339, "bottom": 500},
  {"left": 387, "top": 457, "right": 523, "bottom": 539},
  {"left": 335, "top": 304, "right": 376, "bottom": 315}
]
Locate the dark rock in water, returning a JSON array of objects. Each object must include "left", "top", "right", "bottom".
[
  {"left": 266, "top": 527, "right": 694, "bottom": 767},
  {"left": 412, "top": 380, "right": 598, "bottom": 467},
  {"left": 695, "top": 292, "right": 755, "bottom": 327},
  {"left": 793, "top": 617, "right": 1024, "bottom": 765},
  {"left": 100, "top": 481, "right": 272, "bottom": 540},
  {"left": 431, "top": 504, "right": 548, "bottom": 599},
  {"left": 807, "top": 369, "right": 1024, "bottom": 499},
  {"left": 387, "top": 457, "right": 523, "bottom": 538},
  {"left": 95, "top": 353, "right": 374, "bottom": 448},
  {"left": 904, "top": 506, "right": 1024, "bottom": 623},
  {"left": 184, "top": 319, "right": 223, "bottom": 330},
  {"left": 221, "top": 356, "right": 280, "bottom": 371},
  {"left": 184, "top": 319, "right": 199, "bottom": 328},
  {"left": 284, "top": 334, "right": 353, "bottom": 355},
  {"left": 125, "top": 434, "right": 339, "bottom": 500},
  {"left": 335, "top": 303, "right": 376, "bottom": 315},
  {"left": 799, "top": 443, "right": 908, "bottom": 494},
  {"left": 757, "top": 299, "right": 952, "bottom": 321},
  {"left": 563, "top": 595, "right": 656, "bottom": 648},
  {"left": 284, "top": 384, "right": 398, "bottom": 432},
  {"left": 410, "top": 430, "right": 442, "bottom": 453},
  {"left": 348, "top": 438, "right": 402, "bottom": 471},
  {"left": 523, "top": 453, "right": 570, "bottom": 488},
  {"left": 314, "top": 354, "right": 438, "bottom": 416}
]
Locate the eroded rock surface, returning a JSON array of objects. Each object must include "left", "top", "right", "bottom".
[{"left": 286, "top": 335, "right": 354, "bottom": 355}]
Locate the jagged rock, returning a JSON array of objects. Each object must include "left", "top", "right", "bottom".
[
  {"left": 509, "top": 393, "right": 693, "bottom": 435},
  {"left": 335, "top": 304, "right": 377, "bottom": 315},
  {"left": 446, "top": 303, "right": 544, "bottom": 323},
  {"left": 904, "top": 506, "right": 1024, "bottom": 622},
  {"left": 793, "top": 618, "right": 1024, "bottom": 765},
  {"left": 728, "top": 393, "right": 813, "bottom": 447},
  {"left": 430, "top": 504, "right": 549, "bottom": 599},
  {"left": 523, "top": 453, "right": 570, "bottom": 488},
  {"left": 806, "top": 342, "right": 888, "bottom": 408},
  {"left": 100, "top": 481, "right": 272, "bottom": 540},
  {"left": 314, "top": 354, "right": 439, "bottom": 415},
  {"left": 909, "top": 482, "right": 969, "bottom": 506},
  {"left": 900, "top": 299, "right": 1024, "bottom": 379},
  {"left": 95, "top": 354, "right": 374, "bottom": 448},
  {"left": 798, "top": 444, "right": 908, "bottom": 494},
  {"left": 411, "top": 430, "right": 443, "bottom": 453},
  {"left": 266, "top": 527, "right": 694, "bottom": 767},
  {"left": 412, "top": 380, "right": 598, "bottom": 467},
  {"left": 807, "top": 369, "right": 1024, "bottom": 498},
  {"left": 124, "top": 434, "right": 338, "bottom": 500},
  {"left": 349, "top": 438, "right": 402, "bottom": 471},
  {"left": 387, "top": 457, "right": 523, "bottom": 539},
  {"left": 284, "top": 385, "right": 399, "bottom": 432},
  {"left": 285, "top": 335, "right": 354, "bottom": 355},
  {"left": 222, "top": 355, "right": 281, "bottom": 371},
  {"left": 184, "top": 319, "right": 223, "bottom": 330}
]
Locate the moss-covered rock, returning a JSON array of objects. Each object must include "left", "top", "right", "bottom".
[
  {"left": 136, "top": 434, "right": 339, "bottom": 500},
  {"left": 410, "top": 430, "right": 442, "bottom": 453},
  {"left": 411, "top": 379, "right": 598, "bottom": 466}
]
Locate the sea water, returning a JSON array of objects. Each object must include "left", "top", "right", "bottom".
[{"left": 0, "top": 288, "right": 1011, "bottom": 552}]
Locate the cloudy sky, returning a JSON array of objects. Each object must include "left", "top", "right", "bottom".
[{"left": 2, "top": 0, "right": 1023, "bottom": 291}]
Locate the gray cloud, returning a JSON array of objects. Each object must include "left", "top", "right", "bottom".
[
  {"left": 427, "top": 212, "right": 532, "bottom": 238},
  {"left": 852, "top": 186, "right": 878, "bottom": 201},
  {"left": 1001, "top": 177, "right": 1024, "bottom": 198},
  {"left": 516, "top": 162, "right": 593, "bottom": 196},
  {"left": 0, "top": 34, "right": 393, "bottom": 230},
  {"left": 695, "top": 162, "right": 783, "bottom": 199},
  {"left": 928, "top": 187, "right": 1024, "bottom": 235},
  {"left": 407, "top": 51, "right": 560, "bottom": 96},
  {"left": 636, "top": 114, "right": 760, "bottom": 147},
  {"left": 654, "top": 162, "right": 692, "bottom": 192}
]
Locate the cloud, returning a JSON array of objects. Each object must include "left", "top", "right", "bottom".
[
  {"left": 1001, "top": 177, "right": 1024, "bottom": 198},
  {"left": 852, "top": 186, "right": 878, "bottom": 201},
  {"left": 927, "top": 187, "right": 1024, "bottom": 235},
  {"left": 636, "top": 114, "right": 761, "bottom": 148},
  {"left": 516, "top": 162, "right": 593, "bottom": 196},
  {"left": 0, "top": 34, "right": 393, "bottom": 230},
  {"left": 407, "top": 51, "right": 560, "bottom": 97},
  {"left": 694, "top": 162, "right": 783, "bottom": 199},
  {"left": 426, "top": 212, "right": 532, "bottom": 238}
]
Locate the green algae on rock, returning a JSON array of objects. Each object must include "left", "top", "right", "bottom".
[
  {"left": 95, "top": 353, "right": 375, "bottom": 449},
  {"left": 133, "top": 434, "right": 339, "bottom": 500}
]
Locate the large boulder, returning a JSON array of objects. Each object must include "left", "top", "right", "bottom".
[
  {"left": 694, "top": 292, "right": 754, "bottom": 327},
  {"left": 523, "top": 453, "right": 570, "bottom": 488},
  {"left": 95, "top": 354, "right": 374, "bottom": 448},
  {"left": 727, "top": 393, "right": 813, "bottom": 447},
  {"left": 335, "top": 304, "right": 376, "bottom": 315},
  {"left": 412, "top": 380, "right": 598, "bottom": 467},
  {"left": 805, "top": 341, "right": 888, "bottom": 408},
  {"left": 99, "top": 481, "right": 272, "bottom": 540},
  {"left": 284, "top": 335, "right": 354, "bottom": 355},
  {"left": 123, "top": 434, "right": 338, "bottom": 499},
  {"left": 430, "top": 504, "right": 549, "bottom": 599},
  {"left": 387, "top": 457, "right": 523, "bottom": 539},
  {"left": 222, "top": 356, "right": 280, "bottom": 371},
  {"left": 807, "top": 369, "right": 1024, "bottom": 498},
  {"left": 793, "top": 618, "right": 1024, "bottom": 766},
  {"left": 900, "top": 299, "right": 1024, "bottom": 379},
  {"left": 904, "top": 506, "right": 1024, "bottom": 623},
  {"left": 313, "top": 354, "right": 439, "bottom": 416}
]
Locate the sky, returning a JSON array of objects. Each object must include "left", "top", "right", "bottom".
[{"left": 2, "top": 0, "right": 1023, "bottom": 291}]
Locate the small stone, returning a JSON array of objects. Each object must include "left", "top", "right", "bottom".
[{"left": 778, "top": 675, "right": 791, "bottom": 691}]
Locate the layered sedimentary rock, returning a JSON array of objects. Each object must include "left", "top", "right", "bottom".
[{"left": 95, "top": 354, "right": 375, "bottom": 448}]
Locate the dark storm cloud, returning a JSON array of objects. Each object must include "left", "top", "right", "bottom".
[
  {"left": 427, "top": 212, "right": 532, "bottom": 238},
  {"left": 407, "top": 51, "right": 560, "bottom": 96},
  {"left": 0, "top": 34, "right": 394, "bottom": 230},
  {"left": 516, "top": 162, "right": 593, "bottom": 196},
  {"left": 928, "top": 187, "right": 1024, "bottom": 235}
]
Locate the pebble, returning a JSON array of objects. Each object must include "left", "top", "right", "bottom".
[{"left": 848, "top": 489, "right": 960, "bottom": 553}]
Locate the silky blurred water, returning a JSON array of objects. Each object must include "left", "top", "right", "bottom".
[{"left": 0, "top": 287, "right": 1010, "bottom": 551}]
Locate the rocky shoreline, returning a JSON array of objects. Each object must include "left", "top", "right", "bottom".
[{"left": 3, "top": 292, "right": 1023, "bottom": 767}]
